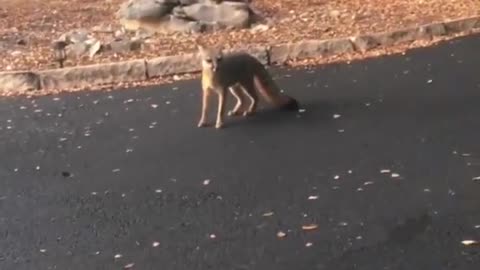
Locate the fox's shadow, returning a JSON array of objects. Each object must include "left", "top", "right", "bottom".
[{"left": 224, "top": 99, "right": 342, "bottom": 129}]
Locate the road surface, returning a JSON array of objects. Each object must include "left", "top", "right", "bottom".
[{"left": 1, "top": 34, "right": 480, "bottom": 270}]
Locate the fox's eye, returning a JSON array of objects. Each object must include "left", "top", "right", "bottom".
[
  {"left": 217, "top": 57, "right": 222, "bottom": 62},
  {"left": 205, "top": 59, "right": 212, "bottom": 63}
]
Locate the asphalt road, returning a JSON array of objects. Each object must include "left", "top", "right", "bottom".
[{"left": 1, "top": 34, "right": 480, "bottom": 270}]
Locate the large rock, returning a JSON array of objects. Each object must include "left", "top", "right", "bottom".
[
  {"left": 117, "top": 0, "right": 256, "bottom": 33},
  {"left": 108, "top": 38, "right": 143, "bottom": 53},
  {"left": 167, "top": 16, "right": 205, "bottom": 33},
  {"left": 179, "top": 1, "right": 251, "bottom": 29},
  {"left": 59, "top": 29, "right": 91, "bottom": 44},
  {"left": 117, "top": 0, "right": 178, "bottom": 21}
]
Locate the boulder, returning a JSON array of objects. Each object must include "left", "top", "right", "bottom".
[
  {"left": 117, "top": 0, "right": 257, "bottom": 33},
  {"left": 117, "top": 0, "right": 178, "bottom": 21},
  {"left": 108, "top": 38, "right": 143, "bottom": 53},
  {"left": 179, "top": 1, "right": 251, "bottom": 29}
]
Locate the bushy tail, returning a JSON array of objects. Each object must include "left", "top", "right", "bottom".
[{"left": 253, "top": 66, "right": 299, "bottom": 111}]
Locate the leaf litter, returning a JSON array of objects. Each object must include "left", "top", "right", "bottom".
[
  {"left": 302, "top": 224, "right": 318, "bottom": 231},
  {"left": 262, "top": 211, "right": 274, "bottom": 217},
  {"left": 277, "top": 231, "right": 287, "bottom": 238}
]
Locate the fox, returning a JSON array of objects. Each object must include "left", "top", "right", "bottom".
[{"left": 197, "top": 45, "right": 299, "bottom": 129}]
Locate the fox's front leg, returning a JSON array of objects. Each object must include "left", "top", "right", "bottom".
[
  {"left": 215, "top": 89, "right": 227, "bottom": 129},
  {"left": 198, "top": 88, "right": 210, "bottom": 127}
]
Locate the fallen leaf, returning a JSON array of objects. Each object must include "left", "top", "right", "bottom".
[
  {"left": 461, "top": 240, "right": 478, "bottom": 246},
  {"left": 124, "top": 263, "right": 135, "bottom": 269},
  {"left": 302, "top": 224, "right": 318, "bottom": 231},
  {"left": 262, "top": 211, "right": 274, "bottom": 217}
]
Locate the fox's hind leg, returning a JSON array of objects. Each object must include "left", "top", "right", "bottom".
[
  {"left": 239, "top": 81, "right": 258, "bottom": 117},
  {"left": 227, "top": 86, "right": 246, "bottom": 117}
]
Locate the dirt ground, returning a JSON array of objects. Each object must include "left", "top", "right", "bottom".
[{"left": 0, "top": 0, "right": 479, "bottom": 72}]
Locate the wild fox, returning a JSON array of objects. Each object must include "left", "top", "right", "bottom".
[{"left": 197, "top": 45, "right": 299, "bottom": 129}]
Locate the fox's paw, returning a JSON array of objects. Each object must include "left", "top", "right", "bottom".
[
  {"left": 197, "top": 120, "right": 208, "bottom": 128},
  {"left": 242, "top": 110, "right": 255, "bottom": 117},
  {"left": 228, "top": 110, "right": 243, "bottom": 117},
  {"left": 215, "top": 122, "right": 224, "bottom": 129}
]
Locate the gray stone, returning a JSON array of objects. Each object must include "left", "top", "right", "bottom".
[
  {"left": 168, "top": 15, "right": 204, "bottom": 33},
  {"left": 146, "top": 53, "right": 202, "bottom": 78},
  {"left": 109, "top": 38, "right": 143, "bottom": 53},
  {"left": 179, "top": 1, "right": 251, "bottom": 29},
  {"left": 39, "top": 59, "right": 147, "bottom": 90},
  {"left": 59, "top": 29, "right": 91, "bottom": 44},
  {"left": 0, "top": 72, "right": 41, "bottom": 93},
  {"left": 179, "top": 0, "right": 198, "bottom": 5},
  {"left": 117, "top": 0, "right": 178, "bottom": 21},
  {"left": 135, "top": 28, "right": 155, "bottom": 39},
  {"left": 67, "top": 42, "right": 90, "bottom": 57},
  {"left": 63, "top": 36, "right": 104, "bottom": 58},
  {"left": 87, "top": 40, "right": 103, "bottom": 58},
  {"left": 172, "top": 5, "right": 189, "bottom": 19}
]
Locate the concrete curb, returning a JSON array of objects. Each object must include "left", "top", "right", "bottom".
[
  {"left": 39, "top": 59, "right": 147, "bottom": 90},
  {"left": 1, "top": 16, "right": 479, "bottom": 93}
]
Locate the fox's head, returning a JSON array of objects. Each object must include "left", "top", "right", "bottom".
[{"left": 198, "top": 45, "right": 224, "bottom": 73}]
